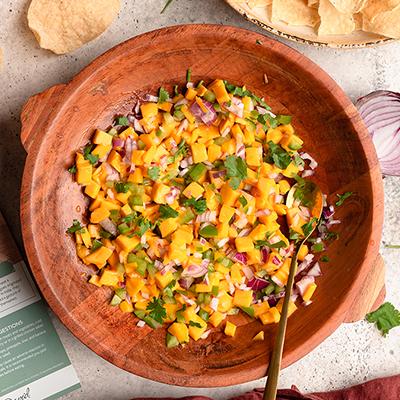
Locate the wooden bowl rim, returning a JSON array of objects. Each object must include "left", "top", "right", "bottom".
[
  {"left": 225, "top": 0, "right": 395, "bottom": 49},
  {"left": 20, "top": 24, "right": 383, "bottom": 387}
]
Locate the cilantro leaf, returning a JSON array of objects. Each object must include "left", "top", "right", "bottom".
[
  {"left": 115, "top": 116, "right": 129, "bottom": 126},
  {"left": 68, "top": 165, "right": 77, "bottom": 174},
  {"left": 183, "top": 197, "right": 207, "bottom": 214},
  {"left": 293, "top": 154, "right": 305, "bottom": 168},
  {"left": 148, "top": 166, "right": 160, "bottom": 181},
  {"left": 335, "top": 191, "right": 353, "bottom": 206},
  {"left": 66, "top": 220, "right": 84, "bottom": 234},
  {"left": 189, "top": 320, "right": 202, "bottom": 328},
  {"left": 289, "top": 229, "right": 301, "bottom": 241},
  {"left": 302, "top": 217, "right": 318, "bottom": 237},
  {"left": 163, "top": 280, "right": 176, "bottom": 298},
  {"left": 91, "top": 239, "right": 103, "bottom": 251},
  {"left": 158, "top": 87, "right": 170, "bottom": 103},
  {"left": 159, "top": 205, "right": 179, "bottom": 219},
  {"left": 267, "top": 141, "right": 291, "bottom": 170},
  {"left": 366, "top": 302, "right": 400, "bottom": 336},
  {"left": 320, "top": 255, "right": 330, "bottom": 262},
  {"left": 173, "top": 139, "right": 188, "bottom": 161},
  {"left": 115, "top": 182, "right": 132, "bottom": 193},
  {"left": 276, "top": 115, "right": 292, "bottom": 125},
  {"left": 224, "top": 155, "right": 247, "bottom": 189},
  {"left": 254, "top": 240, "right": 287, "bottom": 249},
  {"left": 83, "top": 144, "right": 99, "bottom": 165},
  {"left": 147, "top": 297, "right": 167, "bottom": 324}
]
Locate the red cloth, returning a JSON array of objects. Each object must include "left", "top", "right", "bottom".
[{"left": 133, "top": 375, "right": 400, "bottom": 400}]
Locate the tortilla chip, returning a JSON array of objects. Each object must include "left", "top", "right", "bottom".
[
  {"left": 246, "top": 0, "right": 272, "bottom": 7},
  {"left": 318, "top": 0, "right": 355, "bottom": 35},
  {"left": 328, "top": 0, "right": 366, "bottom": 13},
  {"left": 361, "top": 0, "right": 400, "bottom": 22},
  {"left": 27, "top": 0, "right": 120, "bottom": 54},
  {"left": 271, "top": 0, "right": 320, "bottom": 27},
  {"left": 363, "top": 5, "right": 400, "bottom": 38}
]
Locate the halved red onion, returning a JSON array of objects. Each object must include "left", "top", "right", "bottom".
[
  {"left": 99, "top": 218, "right": 117, "bottom": 236},
  {"left": 356, "top": 90, "right": 400, "bottom": 176},
  {"left": 190, "top": 100, "right": 217, "bottom": 125}
]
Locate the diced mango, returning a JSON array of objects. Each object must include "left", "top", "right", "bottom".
[
  {"left": 254, "top": 301, "right": 270, "bottom": 317},
  {"left": 233, "top": 289, "right": 253, "bottom": 308},
  {"left": 168, "top": 323, "right": 189, "bottom": 344},
  {"left": 220, "top": 183, "right": 240, "bottom": 206},
  {"left": 297, "top": 244, "right": 309, "bottom": 262},
  {"left": 235, "top": 237, "right": 254, "bottom": 253},
  {"left": 119, "top": 300, "right": 134, "bottom": 313},
  {"left": 245, "top": 147, "right": 261, "bottom": 167},
  {"left": 276, "top": 299, "right": 298, "bottom": 317},
  {"left": 209, "top": 311, "right": 225, "bottom": 327},
  {"left": 85, "top": 181, "right": 101, "bottom": 199},
  {"left": 224, "top": 321, "right": 237, "bottom": 337},
  {"left": 90, "top": 206, "right": 110, "bottom": 223},
  {"left": 191, "top": 143, "right": 208, "bottom": 163},
  {"left": 115, "top": 235, "right": 140, "bottom": 252},
  {"left": 155, "top": 271, "right": 175, "bottom": 289},
  {"left": 210, "top": 79, "right": 230, "bottom": 104},
  {"left": 141, "top": 103, "right": 159, "bottom": 120},
  {"left": 98, "top": 268, "right": 120, "bottom": 286},
  {"left": 152, "top": 183, "right": 170, "bottom": 204},
  {"left": 182, "top": 182, "right": 204, "bottom": 199},
  {"left": 219, "top": 204, "right": 235, "bottom": 223},
  {"left": 260, "top": 307, "right": 281, "bottom": 325},
  {"left": 218, "top": 293, "right": 233, "bottom": 313},
  {"left": 93, "top": 129, "right": 113, "bottom": 146},
  {"left": 76, "top": 162, "right": 92, "bottom": 185},
  {"left": 303, "top": 283, "right": 317, "bottom": 302},
  {"left": 159, "top": 218, "right": 179, "bottom": 237},
  {"left": 208, "top": 143, "right": 222, "bottom": 163},
  {"left": 126, "top": 277, "right": 145, "bottom": 298}
]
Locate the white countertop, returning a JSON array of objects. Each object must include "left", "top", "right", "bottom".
[{"left": 0, "top": 1, "right": 399, "bottom": 399}]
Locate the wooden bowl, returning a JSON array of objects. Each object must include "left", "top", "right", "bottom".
[
  {"left": 20, "top": 25, "right": 384, "bottom": 387},
  {"left": 225, "top": 0, "right": 394, "bottom": 48}
]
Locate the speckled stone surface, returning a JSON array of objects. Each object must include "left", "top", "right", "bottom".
[{"left": 0, "top": 1, "right": 399, "bottom": 399}]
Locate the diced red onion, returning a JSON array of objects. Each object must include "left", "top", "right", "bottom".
[
  {"left": 302, "top": 169, "right": 314, "bottom": 178},
  {"left": 178, "top": 167, "right": 189, "bottom": 177},
  {"left": 327, "top": 219, "right": 341, "bottom": 227},
  {"left": 256, "top": 106, "right": 276, "bottom": 118},
  {"left": 225, "top": 97, "right": 244, "bottom": 118},
  {"left": 190, "top": 100, "right": 217, "bottom": 125},
  {"left": 99, "top": 218, "right": 117, "bottom": 236},
  {"left": 322, "top": 206, "right": 335, "bottom": 220},
  {"left": 182, "top": 264, "right": 208, "bottom": 278},
  {"left": 179, "top": 277, "right": 194, "bottom": 290},
  {"left": 217, "top": 238, "right": 229, "bottom": 248},
  {"left": 296, "top": 254, "right": 315, "bottom": 275},
  {"left": 113, "top": 137, "right": 125, "bottom": 148},
  {"left": 237, "top": 228, "right": 251, "bottom": 237},
  {"left": 272, "top": 256, "right": 281, "bottom": 266},
  {"left": 106, "top": 189, "right": 115, "bottom": 200},
  {"left": 177, "top": 119, "right": 189, "bottom": 134},
  {"left": 307, "top": 262, "right": 322, "bottom": 277},
  {"left": 137, "top": 320, "right": 146, "bottom": 328},
  {"left": 181, "top": 294, "right": 196, "bottom": 306},
  {"left": 134, "top": 101, "right": 141, "bottom": 115},
  {"left": 233, "top": 252, "right": 248, "bottom": 264},
  {"left": 196, "top": 211, "right": 216, "bottom": 223},
  {"left": 266, "top": 291, "right": 285, "bottom": 306},
  {"left": 132, "top": 117, "right": 144, "bottom": 133},
  {"left": 236, "top": 143, "right": 246, "bottom": 159},
  {"left": 242, "top": 266, "right": 255, "bottom": 280},
  {"left": 144, "top": 94, "right": 159, "bottom": 102},
  {"left": 300, "top": 152, "right": 318, "bottom": 169},
  {"left": 200, "top": 329, "right": 211, "bottom": 339},
  {"left": 247, "top": 277, "right": 269, "bottom": 291},
  {"left": 261, "top": 247, "right": 270, "bottom": 263},
  {"left": 255, "top": 209, "right": 271, "bottom": 217},
  {"left": 210, "top": 298, "right": 219, "bottom": 311},
  {"left": 296, "top": 276, "right": 315, "bottom": 296},
  {"left": 104, "top": 163, "right": 120, "bottom": 181},
  {"left": 356, "top": 90, "right": 400, "bottom": 176},
  {"left": 221, "top": 127, "right": 230, "bottom": 137},
  {"left": 154, "top": 260, "right": 164, "bottom": 270}
]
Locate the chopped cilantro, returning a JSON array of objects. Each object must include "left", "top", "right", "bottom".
[
  {"left": 182, "top": 197, "right": 207, "bottom": 214},
  {"left": 158, "top": 87, "right": 170, "bottom": 103},
  {"left": 224, "top": 80, "right": 271, "bottom": 110},
  {"left": 115, "top": 116, "right": 129, "bottom": 126},
  {"left": 147, "top": 297, "right": 167, "bottom": 324},
  {"left": 289, "top": 229, "right": 301, "bottom": 241},
  {"left": 173, "top": 139, "right": 188, "bottom": 161},
  {"left": 224, "top": 155, "right": 247, "bottom": 189},
  {"left": 254, "top": 240, "right": 286, "bottom": 249},
  {"left": 120, "top": 213, "right": 137, "bottom": 223},
  {"left": 148, "top": 166, "right": 160, "bottom": 181},
  {"left": 311, "top": 242, "right": 324, "bottom": 252},
  {"left": 366, "top": 302, "right": 400, "bottom": 336},
  {"left": 294, "top": 154, "right": 305, "bottom": 168},
  {"left": 83, "top": 144, "right": 99, "bottom": 165},
  {"left": 276, "top": 115, "right": 292, "bottom": 125},
  {"left": 115, "top": 181, "right": 132, "bottom": 193},
  {"left": 163, "top": 280, "right": 176, "bottom": 298},
  {"left": 66, "top": 220, "right": 84, "bottom": 234},
  {"left": 325, "top": 231, "right": 339, "bottom": 241},
  {"left": 159, "top": 205, "right": 179, "bottom": 219},
  {"left": 189, "top": 320, "right": 202, "bottom": 328},
  {"left": 267, "top": 141, "right": 292, "bottom": 170},
  {"left": 320, "top": 255, "right": 330, "bottom": 262},
  {"left": 136, "top": 217, "right": 151, "bottom": 236},
  {"left": 335, "top": 191, "right": 353, "bottom": 206},
  {"left": 100, "top": 229, "right": 112, "bottom": 239},
  {"left": 302, "top": 217, "right": 318, "bottom": 237},
  {"left": 68, "top": 165, "right": 77, "bottom": 174}
]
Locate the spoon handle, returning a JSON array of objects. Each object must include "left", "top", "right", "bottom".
[{"left": 263, "top": 250, "right": 299, "bottom": 400}]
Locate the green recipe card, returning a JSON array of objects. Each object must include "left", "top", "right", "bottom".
[{"left": 0, "top": 214, "right": 80, "bottom": 400}]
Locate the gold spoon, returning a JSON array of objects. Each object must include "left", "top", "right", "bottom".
[{"left": 264, "top": 180, "right": 323, "bottom": 400}]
